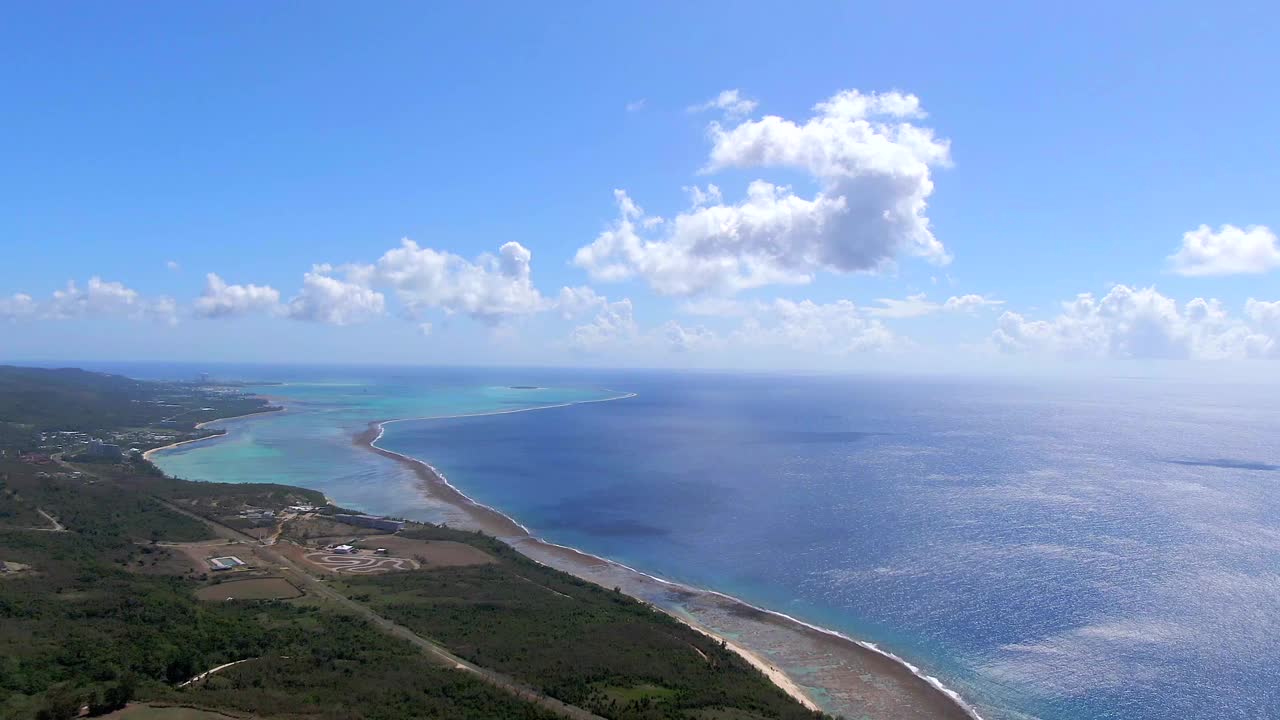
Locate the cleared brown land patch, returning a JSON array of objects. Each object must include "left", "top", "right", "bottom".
[
  {"left": 236, "top": 525, "right": 276, "bottom": 541},
  {"left": 161, "top": 541, "right": 259, "bottom": 572},
  {"left": 302, "top": 551, "right": 420, "bottom": 574},
  {"left": 273, "top": 542, "right": 341, "bottom": 574},
  {"left": 278, "top": 535, "right": 494, "bottom": 576},
  {"left": 282, "top": 515, "right": 384, "bottom": 541},
  {"left": 195, "top": 576, "right": 301, "bottom": 601},
  {"left": 357, "top": 536, "right": 496, "bottom": 568}
]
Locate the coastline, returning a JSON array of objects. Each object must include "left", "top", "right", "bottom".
[
  {"left": 142, "top": 406, "right": 286, "bottom": 461},
  {"left": 358, "top": 410, "right": 984, "bottom": 720}
]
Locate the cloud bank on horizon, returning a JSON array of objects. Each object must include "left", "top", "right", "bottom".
[{"left": 2, "top": 87, "right": 1277, "bottom": 368}]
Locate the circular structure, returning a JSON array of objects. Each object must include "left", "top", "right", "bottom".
[{"left": 304, "top": 551, "right": 419, "bottom": 574}]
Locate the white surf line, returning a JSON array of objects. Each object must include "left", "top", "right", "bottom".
[
  {"left": 368, "top": 392, "right": 637, "bottom": 537},
  {"left": 518, "top": 536, "right": 987, "bottom": 720},
  {"left": 368, "top": 390, "right": 985, "bottom": 720},
  {"left": 374, "top": 391, "right": 638, "bottom": 432}
]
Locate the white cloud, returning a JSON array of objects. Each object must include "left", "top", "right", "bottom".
[
  {"left": 625, "top": 99, "right": 646, "bottom": 112},
  {"left": 556, "top": 285, "right": 610, "bottom": 319},
  {"left": 571, "top": 297, "right": 638, "bottom": 351},
  {"left": 574, "top": 296, "right": 900, "bottom": 357},
  {"left": 166, "top": 260, "right": 181, "bottom": 272},
  {"left": 1245, "top": 298, "right": 1280, "bottom": 333},
  {"left": 944, "top": 294, "right": 1003, "bottom": 312},
  {"left": 193, "top": 273, "right": 282, "bottom": 318},
  {"left": 149, "top": 297, "right": 179, "bottom": 325},
  {"left": 867, "top": 293, "right": 938, "bottom": 319},
  {"left": 689, "top": 89, "right": 757, "bottom": 118},
  {"left": 679, "top": 297, "right": 748, "bottom": 317},
  {"left": 0, "top": 293, "right": 36, "bottom": 321},
  {"left": 287, "top": 267, "right": 386, "bottom": 326},
  {"left": 867, "top": 293, "right": 1002, "bottom": 318},
  {"left": 735, "top": 299, "right": 899, "bottom": 354},
  {"left": 362, "top": 239, "right": 546, "bottom": 323},
  {"left": 46, "top": 277, "right": 177, "bottom": 325},
  {"left": 1168, "top": 224, "right": 1280, "bottom": 276},
  {"left": 553, "top": 286, "right": 641, "bottom": 351},
  {"left": 993, "top": 285, "right": 1276, "bottom": 359},
  {"left": 684, "top": 184, "right": 722, "bottom": 208},
  {"left": 661, "top": 320, "right": 720, "bottom": 353},
  {"left": 576, "top": 88, "right": 951, "bottom": 296}
]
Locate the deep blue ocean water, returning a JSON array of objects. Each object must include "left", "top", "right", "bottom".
[{"left": 120, "top": 363, "right": 1280, "bottom": 720}]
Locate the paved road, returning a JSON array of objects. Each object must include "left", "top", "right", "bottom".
[{"left": 153, "top": 497, "right": 606, "bottom": 720}]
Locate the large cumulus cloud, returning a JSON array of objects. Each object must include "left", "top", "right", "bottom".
[
  {"left": 354, "top": 239, "right": 546, "bottom": 323},
  {"left": 575, "top": 89, "right": 952, "bottom": 295},
  {"left": 1168, "top": 224, "right": 1280, "bottom": 276}
]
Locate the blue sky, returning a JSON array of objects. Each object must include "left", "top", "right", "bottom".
[{"left": 3, "top": 2, "right": 1278, "bottom": 372}]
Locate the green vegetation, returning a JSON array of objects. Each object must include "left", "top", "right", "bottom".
[
  {"left": 0, "top": 460, "right": 214, "bottom": 544},
  {"left": 0, "top": 366, "right": 830, "bottom": 720},
  {"left": 98, "top": 707, "right": 240, "bottom": 720},
  {"left": 170, "top": 629, "right": 562, "bottom": 720},
  {"left": 0, "top": 527, "right": 562, "bottom": 720},
  {"left": 339, "top": 526, "right": 824, "bottom": 720},
  {"left": 0, "top": 366, "right": 273, "bottom": 438},
  {"left": 127, "top": 470, "right": 326, "bottom": 517},
  {"left": 193, "top": 577, "right": 301, "bottom": 601}
]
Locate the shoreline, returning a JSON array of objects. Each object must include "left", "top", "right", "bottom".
[
  {"left": 355, "top": 420, "right": 816, "bottom": 712},
  {"left": 358, "top": 401, "right": 984, "bottom": 720},
  {"left": 142, "top": 406, "right": 286, "bottom": 461},
  {"left": 147, "top": 392, "right": 983, "bottom": 719}
]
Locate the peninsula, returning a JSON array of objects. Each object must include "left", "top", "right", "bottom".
[{"left": 0, "top": 366, "right": 832, "bottom": 720}]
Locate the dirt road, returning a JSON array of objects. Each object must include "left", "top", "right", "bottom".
[{"left": 152, "top": 497, "right": 606, "bottom": 720}]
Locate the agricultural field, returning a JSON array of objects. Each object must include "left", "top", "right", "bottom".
[
  {"left": 354, "top": 535, "right": 496, "bottom": 568},
  {"left": 195, "top": 577, "right": 301, "bottom": 601}
]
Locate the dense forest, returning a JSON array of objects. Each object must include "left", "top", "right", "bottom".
[{"left": 343, "top": 526, "right": 825, "bottom": 720}]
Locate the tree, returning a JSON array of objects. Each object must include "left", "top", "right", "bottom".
[
  {"left": 94, "top": 672, "right": 136, "bottom": 713},
  {"left": 35, "top": 686, "right": 81, "bottom": 720},
  {"left": 165, "top": 652, "right": 200, "bottom": 684}
]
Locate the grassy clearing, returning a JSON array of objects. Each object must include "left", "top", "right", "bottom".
[
  {"left": 195, "top": 577, "right": 301, "bottom": 601},
  {"left": 597, "top": 682, "right": 678, "bottom": 704},
  {"left": 340, "top": 535, "right": 495, "bottom": 567}
]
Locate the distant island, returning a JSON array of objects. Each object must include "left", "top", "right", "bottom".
[{"left": 508, "top": 385, "right": 542, "bottom": 390}]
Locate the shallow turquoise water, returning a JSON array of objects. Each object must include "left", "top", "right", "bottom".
[{"left": 154, "top": 376, "right": 620, "bottom": 518}]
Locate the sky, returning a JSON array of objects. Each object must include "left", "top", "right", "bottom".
[{"left": 2, "top": 2, "right": 1279, "bottom": 374}]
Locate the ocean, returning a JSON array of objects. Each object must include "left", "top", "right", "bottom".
[{"left": 126, "top": 363, "right": 1280, "bottom": 720}]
